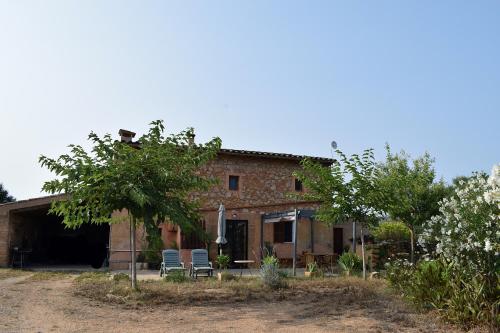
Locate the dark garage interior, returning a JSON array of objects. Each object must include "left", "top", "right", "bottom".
[{"left": 10, "top": 205, "right": 109, "bottom": 268}]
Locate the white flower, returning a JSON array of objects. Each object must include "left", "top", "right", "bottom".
[{"left": 484, "top": 239, "right": 492, "bottom": 252}]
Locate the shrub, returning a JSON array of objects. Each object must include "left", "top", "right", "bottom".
[
  {"left": 113, "top": 273, "right": 130, "bottom": 282},
  {"left": 417, "top": 172, "right": 499, "bottom": 329},
  {"left": 306, "top": 261, "right": 318, "bottom": 273},
  {"left": 260, "top": 255, "right": 286, "bottom": 289},
  {"left": 387, "top": 258, "right": 499, "bottom": 330},
  {"left": 216, "top": 254, "right": 230, "bottom": 270},
  {"left": 337, "top": 252, "right": 363, "bottom": 276},
  {"left": 373, "top": 221, "right": 412, "bottom": 269},
  {"left": 372, "top": 221, "right": 411, "bottom": 242},
  {"left": 164, "top": 270, "right": 188, "bottom": 283},
  {"left": 387, "top": 259, "right": 452, "bottom": 309},
  {"left": 219, "top": 271, "right": 236, "bottom": 281}
]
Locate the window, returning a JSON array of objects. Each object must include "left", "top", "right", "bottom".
[
  {"left": 228, "top": 175, "right": 239, "bottom": 191},
  {"left": 180, "top": 221, "right": 206, "bottom": 249},
  {"left": 294, "top": 178, "right": 303, "bottom": 192},
  {"left": 274, "top": 221, "right": 293, "bottom": 243}
]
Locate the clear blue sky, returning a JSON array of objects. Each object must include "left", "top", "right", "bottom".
[{"left": 1, "top": 1, "right": 499, "bottom": 200}]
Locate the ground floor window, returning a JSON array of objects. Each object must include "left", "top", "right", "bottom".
[{"left": 274, "top": 221, "right": 293, "bottom": 243}]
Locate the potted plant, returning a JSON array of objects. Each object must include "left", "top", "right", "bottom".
[
  {"left": 304, "top": 261, "right": 319, "bottom": 277},
  {"left": 216, "top": 254, "right": 233, "bottom": 281}
]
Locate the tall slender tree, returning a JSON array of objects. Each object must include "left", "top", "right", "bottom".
[
  {"left": 294, "top": 148, "right": 383, "bottom": 279},
  {"left": 40, "top": 120, "right": 221, "bottom": 288},
  {"left": 0, "top": 184, "right": 15, "bottom": 203},
  {"left": 376, "top": 145, "right": 449, "bottom": 263}
]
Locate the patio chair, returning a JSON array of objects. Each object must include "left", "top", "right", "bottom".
[
  {"left": 190, "top": 249, "right": 213, "bottom": 278},
  {"left": 159, "top": 249, "right": 185, "bottom": 277}
]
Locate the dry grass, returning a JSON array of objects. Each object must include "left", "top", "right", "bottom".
[
  {"left": 74, "top": 273, "right": 389, "bottom": 309},
  {"left": 27, "top": 271, "right": 72, "bottom": 281},
  {"left": 0, "top": 268, "right": 29, "bottom": 280}
]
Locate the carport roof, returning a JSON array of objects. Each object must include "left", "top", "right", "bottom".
[{"left": 0, "top": 193, "right": 67, "bottom": 210}]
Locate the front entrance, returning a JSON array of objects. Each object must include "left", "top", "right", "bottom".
[
  {"left": 222, "top": 220, "right": 248, "bottom": 268},
  {"left": 333, "top": 228, "right": 344, "bottom": 255}
]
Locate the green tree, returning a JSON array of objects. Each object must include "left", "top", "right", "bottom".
[
  {"left": 0, "top": 184, "right": 15, "bottom": 203},
  {"left": 40, "top": 120, "right": 221, "bottom": 288},
  {"left": 377, "top": 145, "right": 449, "bottom": 263},
  {"left": 294, "top": 148, "right": 383, "bottom": 279}
]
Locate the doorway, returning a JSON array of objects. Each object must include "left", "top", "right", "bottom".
[
  {"left": 333, "top": 228, "right": 344, "bottom": 255},
  {"left": 222, "top": 220, "right": 248, "bottom": 267}
]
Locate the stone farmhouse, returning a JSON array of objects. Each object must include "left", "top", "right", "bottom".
[{"left": 0, "top": 130, "right": 358, "bottom": 269}]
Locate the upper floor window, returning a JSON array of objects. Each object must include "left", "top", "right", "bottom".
[
  {"left": 294, "top": 178, "right": 303, "bottom": 192},
  {"left": 229, "top": 175, "right": 239, "bottom": 191}
]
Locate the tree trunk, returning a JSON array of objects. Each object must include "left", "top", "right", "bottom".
[
  {"left": 130, "top": 216, "right": 137, "bottom": 289},
  {"left": 409, "top": 226, "right": 415, "bottom": 264},
  {"left": 360, "top": 226, "right": 366, "bottom": 280}
]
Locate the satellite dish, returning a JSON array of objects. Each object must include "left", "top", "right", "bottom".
[{"left": 331, "top": 141, "right": 337, "bottom": 150}]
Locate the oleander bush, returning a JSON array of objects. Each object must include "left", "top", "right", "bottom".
[{"left": 387, "top": 168, "right": 500, "bottom": 331}]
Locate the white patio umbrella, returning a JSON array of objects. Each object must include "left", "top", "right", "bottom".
[{"left": 215, "top": 203, "right": 227, "bottom": 255}]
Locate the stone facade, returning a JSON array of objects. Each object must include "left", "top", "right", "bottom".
[
  {"left": 109, "top": 151, "right": 357, "bottom": 269},
  {"left": 0, "top": 150, "right": 359, "bottom": 269}
]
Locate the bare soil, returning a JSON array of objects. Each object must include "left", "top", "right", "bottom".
[{"left": 0, "top": 271, "right": 464, "bottom": 333}]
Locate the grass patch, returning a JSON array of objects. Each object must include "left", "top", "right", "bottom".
[
  {"left": 28, "top": 271, "right": 72, "bottom": 281},
  {"left": 73, "top": 274, "right": 388, "bottom": 308},
  {"left": 0, "top": 268, "right": 29, "bottom": 280}
]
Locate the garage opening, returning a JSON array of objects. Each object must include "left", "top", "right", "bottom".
[{"left": 10, "top": 205, "right": 109, "bottom": 268}]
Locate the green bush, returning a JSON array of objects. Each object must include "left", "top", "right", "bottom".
[
  {"left": 307, "top": 261, "right": 318, "bottom": 273},
  {"left": 386, "top": 258, "right": 499, "bottom": 330},
  {"left": 113, "top": 273, "right": 130, "bottom": 282},
  {"left": 372, "top": 221, "right": 410, "bottom": 242},
  {"left": 216, "top": 254, "right": 230, "bottom": 270},
  {"left": 337, "top": 252, "right": 363, "bottom": 276},
  {"left": 164, "top": 270, "right": 188, "bottom": 283},
  {"left": 260, "top": 255, "right": 286, "bottom": 289},
  {"left": 372, "top": 221, "right": 411, "bottom": 269}
]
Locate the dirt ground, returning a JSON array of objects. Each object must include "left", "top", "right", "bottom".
[{"left": 0, "top": 273, "right": 463, "bottom": 333}]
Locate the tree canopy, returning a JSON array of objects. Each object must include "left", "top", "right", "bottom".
[
  {"left": 0, "top": 183, "right": 15, "bottom": 203},
  {"left": 376, "top": 145, "right": 450, "bottom": 262},
  {"left": 40, "top": 120, "right": 222, "bottom": 287},
  {"left": 294, "top": 148, "right": 383, "bottom": 278},
  {"left": 294, "top": 148, "right": 382, "bottom": 227}
]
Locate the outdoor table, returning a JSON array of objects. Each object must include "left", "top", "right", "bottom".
[{"left": 234, "top": 260, "right": 255, "bottom": 276}]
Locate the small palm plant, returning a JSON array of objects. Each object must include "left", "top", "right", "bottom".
[
  {"left": 338, "top": 252, "right": 363, "bottom": 276},
  {"left": 305, "top": 261, "right": 320, "bottom": 278}
]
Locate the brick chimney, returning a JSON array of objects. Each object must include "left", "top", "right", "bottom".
[{"left": 118, "top": 129, "right": 136, "bottom": 143}]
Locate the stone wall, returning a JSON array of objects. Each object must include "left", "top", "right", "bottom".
[{"left": 194, "top": 154, "right": 308, "bottom": 210}]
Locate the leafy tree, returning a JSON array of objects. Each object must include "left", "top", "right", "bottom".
[
  {"left": 40, "top": 120, "right": 221, "bottom": 288},
  {"left": 294, "top": 148, "right": 383, "bottom": 279},
  {"left": 376, "top": 145, "right": 449, "bottom": 263},
  {"left": 0, "top": 184, "right": 15, "bottom": 203}
]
